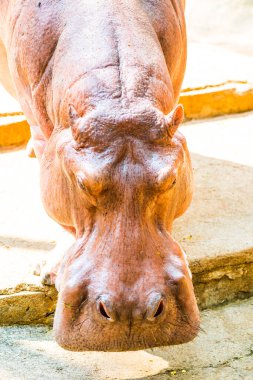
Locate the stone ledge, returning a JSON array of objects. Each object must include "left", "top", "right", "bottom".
[
  {"left": 180, "top": 81, "right": 253, "bottom": 120},
  {"left": 0, "top": 115, "right": 30, "bottom": 148},
  {"left": 0, "top": 289, "right": 56, "bottom": 326},
  {"left": 193, "top": 260, "right": 253, "bottom": 310}
]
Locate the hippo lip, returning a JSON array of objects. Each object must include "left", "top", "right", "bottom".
[{"left": 54, "top": 318, "right": 200, "bottom": 352}]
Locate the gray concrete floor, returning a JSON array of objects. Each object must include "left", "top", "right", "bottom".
[{"left": 0, "top": 298, "right": 252, "bottom": 380}]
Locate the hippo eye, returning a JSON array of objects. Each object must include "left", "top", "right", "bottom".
[{"left": 77, "top": 177, "right": 88, "bottom": 192}]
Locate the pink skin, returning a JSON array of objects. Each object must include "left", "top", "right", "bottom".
[{"left": 0, "top": 0, "right": 199, "bottom": 351}]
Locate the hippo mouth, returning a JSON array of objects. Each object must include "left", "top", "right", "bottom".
[
  {"left": 53, "top": 287, "right": 200, "bottom": 352},
  {"left": 54, "top": 315, "right": 200, "bottom": 352}
]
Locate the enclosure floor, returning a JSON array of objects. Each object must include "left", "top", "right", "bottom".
[{"left": 0, "top": 297, "right": 252, "bottom": 380}]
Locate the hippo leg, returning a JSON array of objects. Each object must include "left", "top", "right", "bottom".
[
  {"left": 33, "top": 249, "right": 61, "bottom": 286},
  {"left": 33, "top": 231, "right": 74, "bottom": 286}
]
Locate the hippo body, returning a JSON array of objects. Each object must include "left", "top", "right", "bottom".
[{"left": 0, "top": 0, "right": 199, "bottom": 351}]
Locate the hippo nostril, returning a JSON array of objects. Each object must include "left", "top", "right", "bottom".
[
  {"left": 146, "top": 293, "right": 165, "bottom": 321},
  {"left": 153, "top": 299, "right": 164, "bottom": 318},
  {"left": 99, "top": 302, "right": 110, "bottom": 319},
  {"left": 97, "top": 300, "right": 115, "bottom": 322}
]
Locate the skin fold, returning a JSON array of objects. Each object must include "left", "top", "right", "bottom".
[{"left": 0, "top": 0, "right": 200, "bottom": 351}]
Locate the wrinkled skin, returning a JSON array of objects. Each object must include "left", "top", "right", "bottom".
[{"left": 0, "top": 0, "right": 200, "bottom": 351}]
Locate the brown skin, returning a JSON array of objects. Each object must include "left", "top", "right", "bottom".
[{"left": 0, "top": 0, "right": 199, "bottom": 351}]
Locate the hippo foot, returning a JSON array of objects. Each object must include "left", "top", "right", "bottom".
[
  {"left": 33, "top": 259, "right": 59, "bottom": 286},
  {"left": 32, "top": 232, "right": 74, "bottom": 286}
]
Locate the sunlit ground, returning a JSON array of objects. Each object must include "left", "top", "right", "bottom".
[
  {"left": 0, "top": 298, "right": 252, "bottom": 379},
  {"left": 181, "top": 112, "right": 253, "bottom": 167}
]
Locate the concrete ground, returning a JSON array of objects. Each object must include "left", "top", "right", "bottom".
[
  {"left": 186, "top": 0, "right": 253, "bottom": 56},
  {"left": 185, "top": 0, "right": 253, "bottom": 87},
  {"left": 0, "top": 297, "right": 252, "bottom": 380}
]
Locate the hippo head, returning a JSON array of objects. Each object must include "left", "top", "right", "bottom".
[{"left": 40, "top": 102, "right": 199, "bottom": 352}]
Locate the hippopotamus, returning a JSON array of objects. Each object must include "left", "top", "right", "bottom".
[{"left": 0, "top": 0, "right": 199, "bottom": 351}]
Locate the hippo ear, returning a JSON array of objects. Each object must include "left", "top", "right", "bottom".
[
  {"left": 69, "top": 104, "right": 80, "bottom": 124},
  {"left": 166, "top": 104, "right": 184, "bottom": 138}
]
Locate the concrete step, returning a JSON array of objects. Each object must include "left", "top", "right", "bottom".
[
  {"left": 180, "top": 81, "right": 253, "bottom": 120},
  {"left": 0, "top": 112, "right": 252, "bottom": 325},
  {"left": 0, "top": 297, "right": 252, "bottom": 379},
  {"left": 0, "top": 115, "right": 30, "bottom": 148}
]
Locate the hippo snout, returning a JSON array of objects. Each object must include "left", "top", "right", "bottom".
[{"left": 53, "top": 255, "right": 200, "bottom": 352}]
